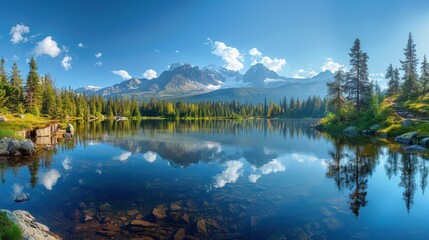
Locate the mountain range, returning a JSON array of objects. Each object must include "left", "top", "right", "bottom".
[{"left": 76, "top": 63, "right": 334, "bottom": 103}]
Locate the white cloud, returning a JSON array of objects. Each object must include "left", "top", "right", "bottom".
[
  {"left": 142, "top": 69, "right": 157, "bottom": 80},
  {"left": 40, "top": 169, "right": 61, "bottom": 190},
  {"left": 62, "top": 157, "right": 72, "bottom": 170},
  {"left": 321, "top": 58, "right": 343, "bottom": 73},
  {"left": 34, "top": 36, "right": 61, "bottom": 57},
  {"left": 61, "top": 55, "right": 72, "bottom": 71},
  {"left": 210, "top": 40, "right": 244, "bottom": 71},
  {"left": 94, "top": 61, "right": 102, "bottom": 67},
  {"left": 154, "top": 49, "right": 160, "bottom": 53},
  {"left": 249, "top": 48, "right": 262, "bottom": 57},
  {"left": 78, "top": 43, "right": 84, "bottom": 48},
  {"left": 292, "top": 68, "right": 318, "bottom": 79},
  {"left": 96, "top": 169, "right": 102, "bottom": 175},
  {"left": 248, "top": 174, "right": 261, "bottom": 183},
  {"left": 214, "top": 160, "right": 244, "bottom": 188},
  {"left": 260, "top": 56, "right": 286, "bottom": 72},
  {"left": 143, "top": 151, "right": 157, "bottom": 163},
  {"left": 10, "top": 24, "right": 30, "bottom": 44},
  {"left": 95, "top": 52, "right": 102, "bottom": 58},
  {"left": 112, "top": 70, "right": 131, "bottom": 80},
  {"left": 114, "top": 151, "right": 132, "bottom": 161},
  {"left": 12, "top": 55, "right": 19, "bottom": 61},
  {"left": 175, "top": 50, "right": 180, "bottom": 53},
  {"left": 260, "top": 159, "right": 286, "bottom": 174}
]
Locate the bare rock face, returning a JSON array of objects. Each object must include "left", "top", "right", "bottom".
[{"left": 1, "top": 209, "right": 62, "bottom": 240}]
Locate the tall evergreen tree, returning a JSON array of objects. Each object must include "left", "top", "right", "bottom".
[
  {"left": 386, "top": 64, "right": 400, "bottom": 95},
  {"left": 400, "top": 33, "right": 419, "bottom": 99},
  {"left": 25, "top": 57, "right": 41, "bottom": 115},
  {"left": 9, "top": 62, "right": 23, "bottom": 88},
  {"left": 344, "top": 39, "right": 371, "bottom": 111},
  {"left": 420, "top": 54, "right": 429, "bottom": 96},
  {"left": 0, "top": 57, "right": 7, "bottom": 84},
  {"left": 327, "top": 68, "right": 345, "bottom": 112}
]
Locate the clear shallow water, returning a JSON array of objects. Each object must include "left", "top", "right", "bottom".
[{"left": 1, "top": 120, "right": 429, "bottom": 239}]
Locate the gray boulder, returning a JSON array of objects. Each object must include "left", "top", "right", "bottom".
[
  {"left": 420, "top": 137, "right": 429, "bottom": 147},
  {"left": 343, "top": 126, "right": 359, "bottom": 136},
  {"left": 0, "top": 138, "right": 11, "bottom": 155},
  {"left": 401, "top": 119, "right": 414, "bottom": 128},
  {"left": 395, "top": 131, "right": 418, "bottom": 145},
  {"left": 370, "top": 124, "right": 381, "bottom": 131},
  {"left": 404, "top": 145, "right": 427, "bottom": 152},
  {"left": 17, "top": 139, "right": 36, "bottom": 156},
  {"left": 0, "top": 116, "right": 7, "bottom": 122},
  {"left": 7, "top": 139, "right": 20, "bottom": 155}
]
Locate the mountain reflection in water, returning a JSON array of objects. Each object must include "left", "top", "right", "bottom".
[{"left": 1, "top": 119, "right": 429, "bottom": 239}]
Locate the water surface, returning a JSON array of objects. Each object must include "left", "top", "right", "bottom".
[{"left": 1, "top": 120, "right": 428, "bottom": 239}]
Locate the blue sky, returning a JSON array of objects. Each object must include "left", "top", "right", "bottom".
[{"left": 0, "top": 0, "right": 429, "bottom": 88}]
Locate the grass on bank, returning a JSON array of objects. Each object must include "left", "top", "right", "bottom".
[
  {"left": 321, "top": 95, "right": 429, "bottom": 137},
  {"left": 0, "top": 113, "right": 53, "bottom": 138},
  {"left": 0, "top": 212, "right": 22, "bottom": 240}
]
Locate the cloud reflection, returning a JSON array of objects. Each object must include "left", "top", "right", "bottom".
[
  {"left": 40, "top": 169, "right": 61, "bottom": 190},
  {"left": 214, "top": 160, "right": 244, "bottom": 188},
  {"left": 248, "top": 159, "right": 286, "bottom": 183},
  {"left": 143, "top": 151, "right": 157, "bottom": 163},
  {"left": 114, "top": 151, "right": 132, "bottom": 161},
  {"left": 62, "top": 157, "right": 72, "bottom": 170}
]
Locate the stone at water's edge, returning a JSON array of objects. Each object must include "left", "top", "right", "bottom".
[
  {"left": 404, "top": 145, "right": 427, "bottom": 152},
  {"left": 0, "top": 116, "right": 7, "bottom": 122},
  {"left": 394, "top": 131, "right": 418, "bottom": 145},
  {"left": 0, "top": 138, "right": 36, "bottom": 156},
  {"left": 343, "top": 126, "right": 359, "bottom": 136},
  {"left": 420, "top": 137, "right": 429, "bottom": 147},
  {"left": 0, "top": 209, "right": 62, "bottom": 240}
]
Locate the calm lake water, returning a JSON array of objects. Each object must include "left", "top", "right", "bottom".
[{"left": 1, "top": 119, "right": 429, "bottom": 239}]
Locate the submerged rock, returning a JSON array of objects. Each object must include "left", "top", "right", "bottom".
[
  {"left": 174, "top": 228, "right": 186, "bottom": 240},
  {"left": 196, "top": 219, "right": 208, "bottom": 236},
  {"left": 127, "top": 209, "right": 139, "bottom": 216},
  {"left": 98, "top": 203, "right": 111, "bottom": 212},
  {"left": 370, "top": 124, "right": 381, "bottom": 130},
  {"left": 152, "top": 205, "right": 167, "bottom": 219},
  {"left": 395, "top": 131, "right": 418, "bottom": 145},
  {"left": 170, "top": 201, "right": 183, "bottom": 212}
]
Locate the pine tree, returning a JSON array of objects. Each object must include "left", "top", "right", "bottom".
[
  {"left": 344, "top": 39, "right": 371, "bottom": 112},
  {"left": 0, "top": 57, "right": 7, "bottom": 84},
  {"left": 41, "top": 74, "right": 56, "bottom": 116},
  {"left": 25, "top": 57, "right": 41, "bottom": 115},
  {"left": 400, "top": 33, "right": 419, "bottom": 99},
  {"left": 386, "top": 64, "right": 400, "bottom": 95},
  {"left": 327, "top": 68, "right": 345, "bottom": 112},
  {"left": 9, "top": 62, "right": 23, "bottom": 88},
  {"left": 420, "top": 54, "right": 429, "bottom": 96}
]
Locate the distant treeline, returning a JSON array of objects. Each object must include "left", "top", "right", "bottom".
[{"left": 0, "top": 57, "right": 326, "bottom": 119}]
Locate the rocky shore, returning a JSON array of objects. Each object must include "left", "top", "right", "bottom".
[{"left": 0, "top": 209, "right": 62, "bottom": 240}]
